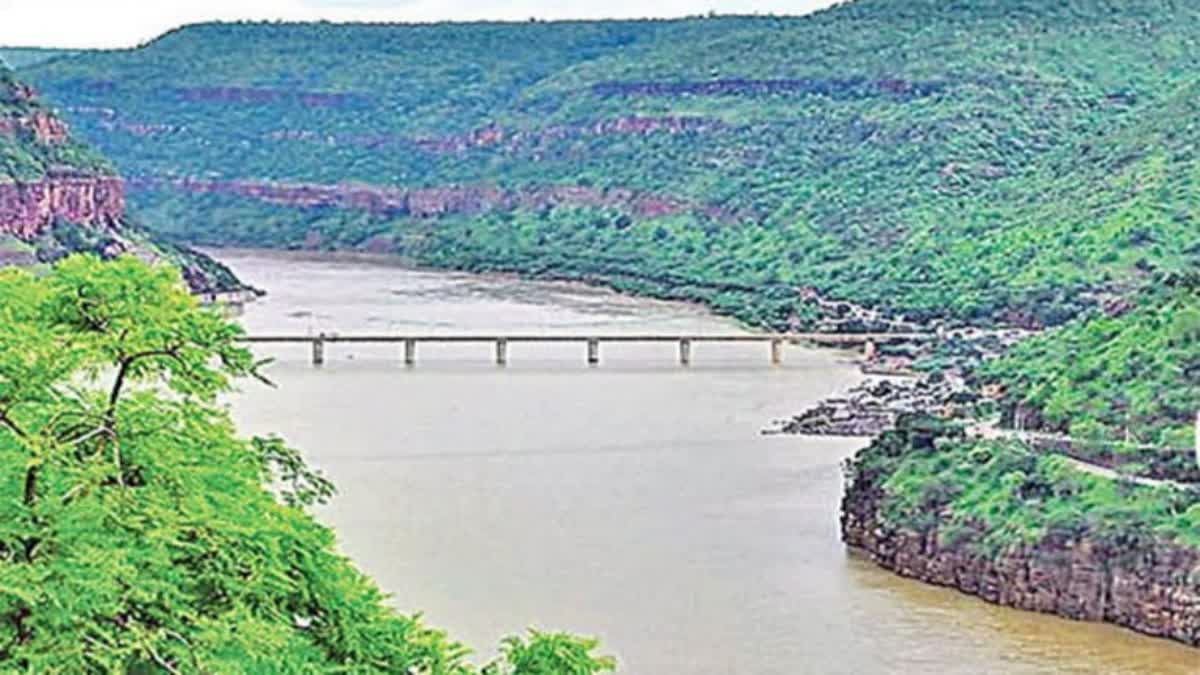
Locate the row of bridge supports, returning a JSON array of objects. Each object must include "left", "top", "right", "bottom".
[{"left": 307, "top": 334, "right": 871, "bottom": 367}]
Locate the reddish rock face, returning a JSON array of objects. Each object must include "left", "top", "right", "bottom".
[
  {"left": 28, "top": 112, "right": 70, "bottom": 144},
  {"left": 174, "top": 86, "right": 367, "bottom": 108},
  {"left": 0, "top": 112, "right": 71, "bottom": 144},
  {"left": 1, "top": 79, "right": 69, "bottom": 144},
  {"left": 3, "top": 80, "right": 38, "bottom": 103},
  {"left": 0, "top": 176, "right": 126, "bottom": 238},
  {"left": 127, "top": 176, "right": 745, "bottom": 223}
]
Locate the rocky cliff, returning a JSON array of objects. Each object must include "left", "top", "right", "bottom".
[
  {"left": 0, "top": 109, "right": 70, "bottom": 144},
  {"left": 2, "top": 74, "right": 125, "bottom": 238},
  {"left": 0, "top": 173, "right": 125, "bottom": 237},
  {"left": 0, "top": 71, "right": 247, "bottom": 296},
  {"left": 841, "top": 445, "right": 1200, "bottom": 647}
]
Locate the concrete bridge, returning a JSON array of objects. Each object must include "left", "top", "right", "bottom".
[{"left": 239, "top": 332, "right": 935, "bottom": 366}]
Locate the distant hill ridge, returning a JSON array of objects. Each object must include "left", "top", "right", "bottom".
[{"left": 18, "top": 5, "right": 1200, "bottom": 329}]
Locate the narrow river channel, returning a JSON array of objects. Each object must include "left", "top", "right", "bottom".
[{"left": 217, "top": 249, "right": 1197, "bottom": 674}]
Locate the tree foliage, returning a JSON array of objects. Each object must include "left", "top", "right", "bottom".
[
  {"left": 847, "top": 417, "right": 1200, "bottom": 555},
  {"left": 982, "top": 281, "right": 1200, "bottom": 479},
  {"left": 0, "top": 255, "right": 614, "bottom": 672},
  {"left": 483, "top": 630, "right": 617, "bottom": 675}
]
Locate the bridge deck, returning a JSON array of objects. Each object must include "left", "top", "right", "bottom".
[
  {"left": 238, "top": 332, "right": 933, "bottom": 366},
  {"left": 240, "top": 333, "right": 931, "bottom": 343}
]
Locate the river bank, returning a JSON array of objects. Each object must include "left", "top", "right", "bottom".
[{"left": 841, "top": 429, "right": 1200, "bottom": 649}]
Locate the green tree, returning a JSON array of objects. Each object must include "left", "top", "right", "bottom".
[
  {"left": 484, "top": 631, "right": 617, "bottom": 675},
  {"left": 0, "top": 255, "right": 614, "bottom": 673}
]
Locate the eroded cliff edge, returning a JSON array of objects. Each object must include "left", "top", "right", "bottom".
[
  {"left": 0, "top": 71, "right": 249, "bottom": 297},
  {"left": 841, "top": 419, "right": 1200, "bottom": 647},
  {"left": 0, "top": 173, "right": 125, "bottom": 236}
]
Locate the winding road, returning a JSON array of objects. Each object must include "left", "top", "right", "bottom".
[{"left": 970, "top": 419, "right": 1197, "bottom": 490}]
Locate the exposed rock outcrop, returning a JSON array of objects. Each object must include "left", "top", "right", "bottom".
[
  {"left": 173, "top": 85, "right": 368, "bottom": 108},
  {"left": 1, "top": 78, "right": 120, "bottom": 237},
  {"left": 0, "top": 75, "right": 252, "bottom": 297},
  {"left": 3, "top": 79, "right": 37, "bottom": 103},
  {"left": 0, "top": 111, "right": 70, "bottom": 144},
  {"left": 592, "top": 77, "right": 946, "bottom": 100},
  {"left": 842, "top": 463, "right": 1200, "bottom": 646},
  {"left": 412, "top": 115, "right": 727, "bottom": 154},
  {"left": 766, "top": 377, "right": 972, "bottom": 437},
  {"left": 171, "top": 115, "right": 725, "bottom": 153},
  {"left": 0, "top": 174, "right": 125, "bottom": 237},
  {"left": 127, "top": 176, "right": 743, "bottom": 222},
  {"left": 2, "top": 77, "right": 71, "bottom": 144}
]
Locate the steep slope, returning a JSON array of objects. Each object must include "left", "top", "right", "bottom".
[
  {"left": 19, "top": 3, "right": 1200, "bottom": 327},
  {"left": 976, "top": 77, "right": 1200, "bottom": 459},
  {"left": 0, "top": 68, "right": 247, "bottom": 295}
]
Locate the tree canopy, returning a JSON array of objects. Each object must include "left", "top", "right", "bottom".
[{"left": 0, "top": 255, "right": 614, "bottom": 673}]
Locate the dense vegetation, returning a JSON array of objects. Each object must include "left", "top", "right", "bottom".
[
  {"left": 0, "top": 48, "right": 80, "bottom": 70},
  {"left": 848, "top": 417, "right": 1200, "bottom": 553},
  {"left": 0, "top": 255, "right": 614, "bottom": 672},
  {"left": 20, "top": 5, "right": 1200, "bottom": 328},
  {"left": 981, "top": 275, "right": 1200, "bottom": 478},
  {"left": 0, "top": 68, "right": 111, "bottom": 180}
]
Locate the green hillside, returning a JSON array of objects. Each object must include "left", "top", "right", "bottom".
[
  {"left": 0, "top": 68, "right": 111, "bottom": 180},
  {"left": 20, "top": 5, "right": 1200, "bottom": 328},
  {"left": 14, "top": 2, "right": 1200, "bottom": 465},
  {"left": 0, "top": 47, "right": 80, "bottom": 70}
]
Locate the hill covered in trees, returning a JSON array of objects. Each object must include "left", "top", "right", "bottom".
[
  {"left": 0, "top": 48, "right": 80, "bottom": 70},
  {"left": 9, "top": 0, "right": 1200, "bottom": 650},
  {"left": 18, "top": 3, "right": 1200, "bottom": 328}
]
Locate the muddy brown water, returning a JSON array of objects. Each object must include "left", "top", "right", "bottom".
[{"left": 217, "top": 249, "right": 1198, "bottom": 674}]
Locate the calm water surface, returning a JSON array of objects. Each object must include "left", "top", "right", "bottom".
[{"left": 217, "top": 249, "right": 1197, "bottom": 674}]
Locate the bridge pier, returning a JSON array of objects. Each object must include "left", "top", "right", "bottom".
[
  {"left": 679, "top": 339, "right": 692, "bottom": 366},
  {"left": 770, "top": 338, "right": 783, "bottom": 366},
  {"left": 312, "top": 334, "right": 326, "bottom": 366},
  {"left": 404, "top": 339, "right": 416, "bottom": 366},
  {"left": 495, "top": 338, "right": 508, "bottom": 366},
  {"left": 864, "top": 339, "right": 878, "bottom": 361},
  {"left": 587, "top": 338, "right": 600, "bottom": 366}
]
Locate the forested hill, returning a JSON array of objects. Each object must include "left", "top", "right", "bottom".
[
  {"left": 16, "top": 3, "right": 1200, "bottom": 331},
  {"left": 0, "top": 67, "right": 245, "bottom": 293}
]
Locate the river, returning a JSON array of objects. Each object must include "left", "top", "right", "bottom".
[{"left": 216, "top": 249, "right": 1198, "bottom": 674}]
